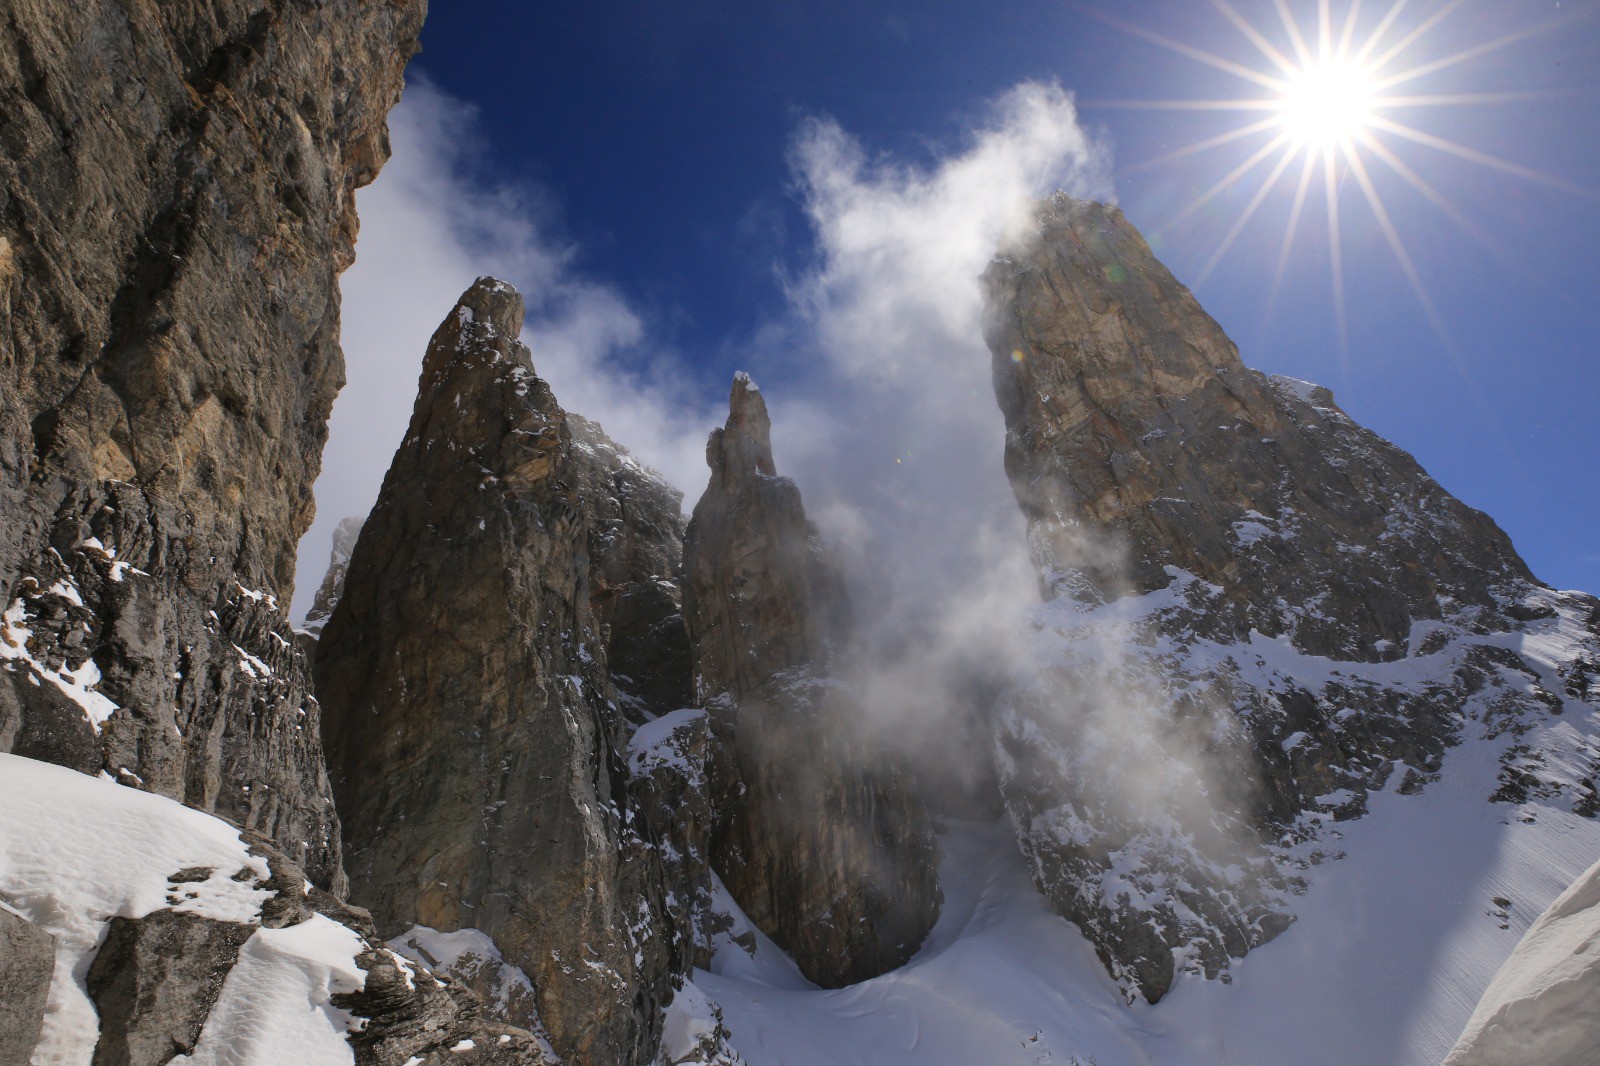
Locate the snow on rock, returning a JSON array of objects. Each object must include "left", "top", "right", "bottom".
[
  {"left": 170, "top": 915, "right": 367, "bottom": 1066},
  {"left": 628, "top": 708, "right": 710, "bottom": 778},
  {"left": 0, "top": 753, "right": 276, "bottom": 1062},
  {"left": 1444, "top": 856, "right": 1600, "bottom": 1066},
  {"left": 656, "top": 979, "right": 746, "bottom": 1066},
  {"left": 391, "top": 924, "right": 554, "bottom": 1049}
]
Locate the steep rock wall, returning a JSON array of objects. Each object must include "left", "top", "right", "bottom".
[
  {"left": 314, "top": 279, "right": 681, "bottom": 1066},
  {"left": 982, "top": 194, "right": 1600, "bottom": 1001},
  {"left": 0, "top": 0, "right": 425, "bottom": 888}
]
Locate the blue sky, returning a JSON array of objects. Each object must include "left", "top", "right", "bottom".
[{"left": 297, "top": 1, "right": 1600, "bottom": 610}]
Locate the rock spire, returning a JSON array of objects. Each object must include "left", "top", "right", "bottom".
[{"left": 682, "top": 374, "right": 942, "bottom": 987}]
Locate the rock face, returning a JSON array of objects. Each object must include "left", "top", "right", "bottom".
[
  {"left": 314, "top": 279, "right": 681, "bottom": 1065},
  {"left": 87, "top": 909, "right": 255, "bottom": 1065},
  {"left": 682, "top": 375, "right": 941, "bottom": 988},
  {"left": 303, "top": 516, "right": 364, "bottom": 639},
  {"left": 0, "top": 906, "right": 54, "bottom": 1064},
  {"left": 0, "top": 0, "right": 426, "bottom": 889},
  {"left": 567, "top": 413, "right": 693, "bottom": 721},
  {"left": 628, "top": 708, "right": 726, "bottom": 971},
  {"left": 982, "top": 194, "right": 1600, "bottom": 1001}
]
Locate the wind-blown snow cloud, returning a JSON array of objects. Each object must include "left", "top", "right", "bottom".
[
  {"left": 754, "top": 83, "right": 1110, "bottom": 749},
  {"left": 293, "top": 79, "right": 718, "bottom": 616}
]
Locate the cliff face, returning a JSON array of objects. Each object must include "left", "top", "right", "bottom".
[
  {"left": 314, "top": 279, "right": 681, "bottom": 1066},
  {"left": 0, "top": 0, "right": 425, "bottom": 888},
  {"left": 682, "top": 375, "right": 942, "bottom": 988},
  {"left": 982, "top": 195, "right": 1600, "bottom": 1001},
  {"left": 568, "top": 413, "right": 693, "bottom": 722}
]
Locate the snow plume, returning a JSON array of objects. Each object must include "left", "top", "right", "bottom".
[
  {"left": 747, "top": 83, "right": 1112, "bottom": 794},
  {"left": 293, "top": 77, "right": 718, "bottom": 618},
  {"left": 767, "top": 87, "right": 1286, "bottom": 978}
]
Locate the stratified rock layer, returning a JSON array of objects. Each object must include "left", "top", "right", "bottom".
[
  {"left": 314, "top": 279, "right": 678, "bottom": 1066},
  {"left": 0, "top": 0, "right": 426, "bottom": 888},
  {"left": 982, "top": 194, "right": 1600, "bottom": 1001},
  {"left": 682, "top": 375, "right": 941, "bottom": 988}
]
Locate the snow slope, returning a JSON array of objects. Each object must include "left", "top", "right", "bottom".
[
  {"left": 1444, "top": 855, "right": 1600, "bottom": 1065},
  {"left": 0, "top": 754, "right": 365, "bottom": 1066},
  {"left": 700, "top": 738, "right": 1600, "bottom": 1066}
]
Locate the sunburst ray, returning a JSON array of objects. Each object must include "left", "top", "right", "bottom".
[
  {"left": 1211, "top": 0, "right": 1299, "bottom": 76},
  {"left": 1196, "top": 145, "right": 1303, "bottom": 285}
]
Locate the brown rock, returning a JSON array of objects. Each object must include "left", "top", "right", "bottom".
[
  {"left": 314, "top": 279, "right": 675, "bottom": 1065},
  {"left": 981, "top": 194, "right": 1600, "bottom": 1000},
  {"left": 682, "top": 375, "right": 941, "bottom": 988},
  {"left": 0, "top": 0, "right": 426, "bottom": 890}
]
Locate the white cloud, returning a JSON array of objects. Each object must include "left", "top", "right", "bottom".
[{"left": 756, "top": 82, "right": 1110, "bottom": 724}]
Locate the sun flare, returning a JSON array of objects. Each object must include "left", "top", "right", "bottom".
[
  {"left": 1280, "top": 59, "right": 1375, "bottom": 151},
  {"left": 1087, "top": 0, "right": 1584, "bottom": 352}
]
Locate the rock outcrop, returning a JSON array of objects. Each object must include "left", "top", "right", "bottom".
[
  {"left": 303, "top": 515, "right": 364, "bottom": 639},
  {"left": 682, "top": 375, "right": 941, "bottom": 988},
  {"left": 0, "top": 0, "right": 426, "bottom": 889},
  {"left": 86, "top": 909, "right": 256, "bottom": 1064},
  {"left": 982, "top": 194, "right": 1600, "bottom": 1001},
  {"left": 314, "top": 279, "right": 681, "bottom": 1065},
  {"left": 0, "top": 905, "right": 54, "bottom": 1064}
]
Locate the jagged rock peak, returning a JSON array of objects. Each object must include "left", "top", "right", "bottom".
[
  {"left": 980, "top": 193, "right": 1600, "bottom": 1003},
  {"left": 682, "top": 373, "right": 942, "bottom": 989},
  {"left": 315, "top": 280, "right": 679, "bottom": 1065},
  {"left": 709, "top": 372, "right": 777, "bottom": 482},
  {"left": 985, "top": 193, "right": 1532, "bottom": 639},
  {"left": 303, "top": 516, "right": 364, "bottom": 638},
  {"left": 686, "top": 372, "right": 834, "bottom": 700}
]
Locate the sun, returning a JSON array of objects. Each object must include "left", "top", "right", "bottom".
[
  {"left": 1279, "top": 58, "right": 1376, "bottom": 152},
  {"left": 1085, "top": 0, "right": 1584, "bottom": 352}
]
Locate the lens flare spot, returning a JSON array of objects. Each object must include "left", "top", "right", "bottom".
[{"left": 1011, "top": 349, "right": 1026, "bottom": 363}]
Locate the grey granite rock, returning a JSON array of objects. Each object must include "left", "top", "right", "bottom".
[{"left": 0, "top": 905, "right": 55, "bottom": 1065}]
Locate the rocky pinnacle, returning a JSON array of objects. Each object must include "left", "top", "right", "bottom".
[
  {"left": 314, "top": 279, "right": 679, "bottom": 1065},
  {"left": 683, "top": 374, "right": 943, "bottom": 987},
  {"left": 981, "top": 194, "right": 1600, "bottom": 1001}
]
